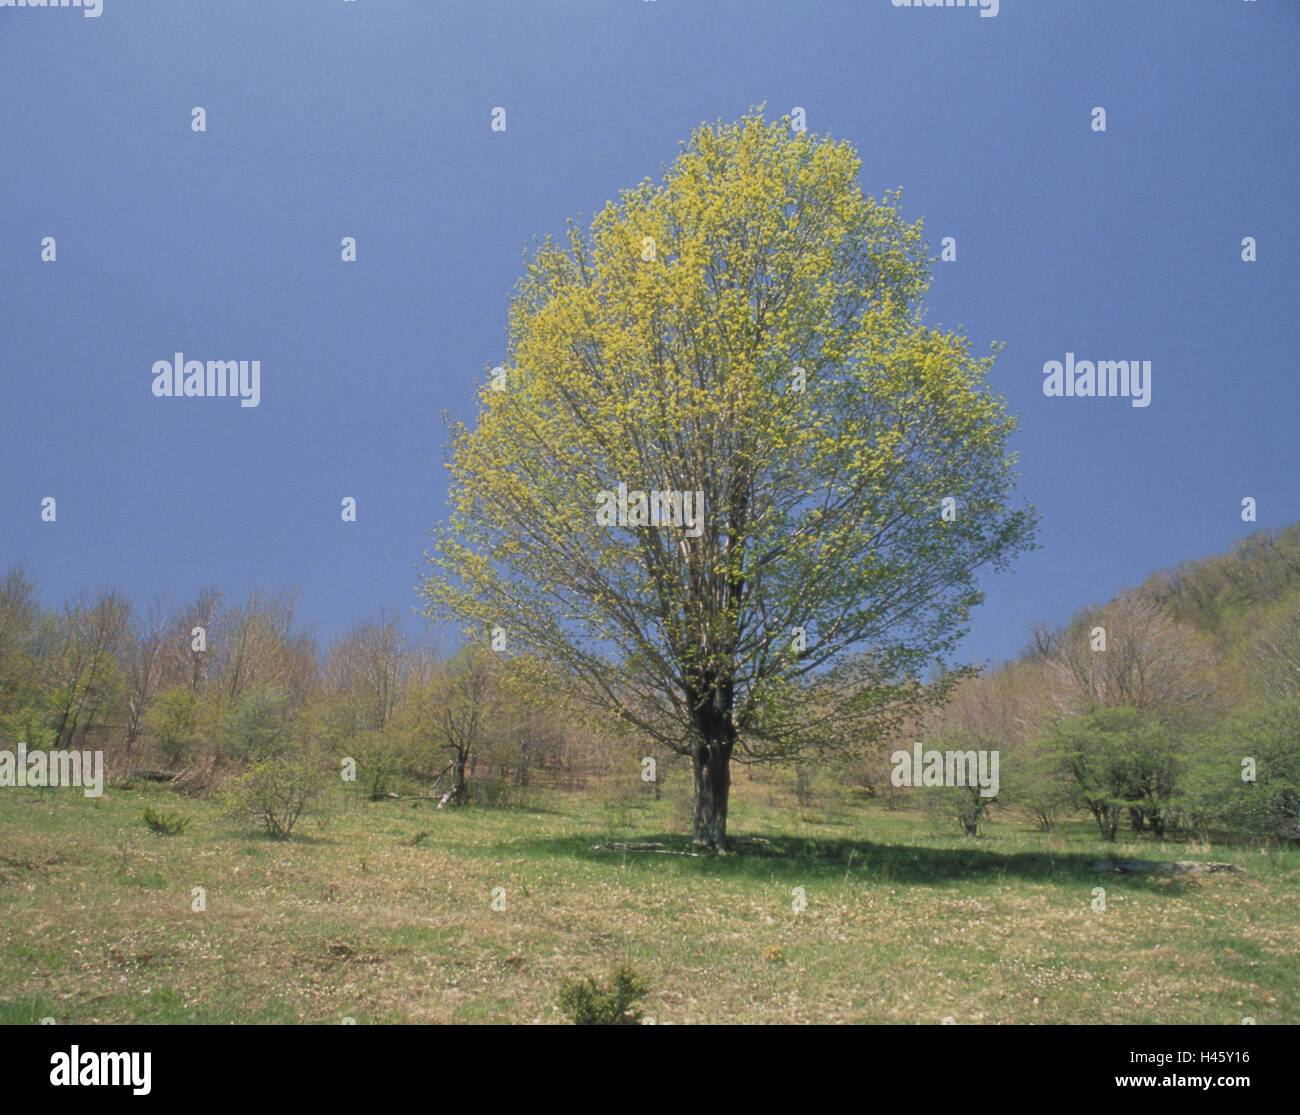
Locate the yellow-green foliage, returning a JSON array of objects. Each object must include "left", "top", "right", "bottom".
[{"left": 421, "top": 107, "right": 1035, "bottom": 770}]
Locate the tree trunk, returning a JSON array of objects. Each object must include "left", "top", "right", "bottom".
[
  {"left": 691, "top": 741, "right": 731, "bottom": 852},
  {"left": 687, "top": 667, "right": 736, "bottom": 853},
  {"left": 450, "top": 754, "right": 467, "bottom": 804},
  {"left": 54, "top": 701, "right": 76, "bottom": 750}
]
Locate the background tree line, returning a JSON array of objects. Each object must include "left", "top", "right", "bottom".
[
  {"left": 1, "top": 520, "right": 1297, "bottom": 845},
  {"left": 0, "top": 569, "right": 665, "bottom": 809},
  {"left": 893, "top": 522, "right": 1300, "bottom": 843}
]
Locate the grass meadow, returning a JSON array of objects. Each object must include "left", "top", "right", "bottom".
[{"left": 1, "top": 774, "right": 1295, "bottom": 1025}]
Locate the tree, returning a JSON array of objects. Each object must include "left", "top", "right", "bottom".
[
  {"left": 315, "top": 615, "right": 413, "bottom": 798},
  {"left": 213, "top": 587, "right": 315, "bottom": 710},
  {"left": 46, "top": 590, "right": 132, "bottom": 748},
  {"left": 123, "top": 594, "right": 169, "bottom": 752},
  {"left": 323, "top": 613, "right": 407, "bottom": 734},
  {"left": 406, "top": 645, "right": 498, "bottom": 805},
  {"left": 1240, "top": 590, "right": 1300, "bottom": 702},
  {"left": 158, "top": 586, "right": 222, "bottom": 694},
  {"left": 479, "top": 653, "right": 568, "bottom": 794},
  {"left": 938, "top": 659, "right": 1074, "bottom": 830},
  {"left": 421, "top": 110, "right": 1035, "bottom": 850},
  {"left": 1043, "top": 707, "right": 1178, "bottom": 841},
  {"left": 1046, "top": 591, "right": 1224, "bottom": 723},
  {"left": 916, "top": 668, "right": 1025, "bottom": 836},
  {"left": 0, "top": 562, "right": 44, "bottom": 738},
  {"left": 918, "top": 727, "right": 998, "bottom": 836}
]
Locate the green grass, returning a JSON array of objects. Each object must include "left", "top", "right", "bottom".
[{"left": 0, "top": 778, "right": 1295, "bottom": 1024}]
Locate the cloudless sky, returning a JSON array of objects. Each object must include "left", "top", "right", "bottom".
[{"left": 1, "top": 0, "right": 1297, "bottom": 669}]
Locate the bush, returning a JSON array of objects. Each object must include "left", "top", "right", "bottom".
[
  {"left": 353, "top": 728, "right": 411, "bottom": 800},
  {"left": 146, "top": 686, "right": 199, "bottom": 768},
  {"left": 913, "top": 728, "right": 1001, "bottom": 837},
  {"left": 223, "top": 755, "right": 328, "bottom": 839},
  {"left": 999, "top": 743, "right": 1075, "bottom": 832},
  {"left": 921, "top": 782, "right": 994, "bottom": 837},
  {"left": 1043, "top": 707, "right": 1178, "bottom": 841},
  {"left": 557, "top": 964, "right": 650, "bottom": 1025},
  {"left": 142, "top": 804, "right": 189, "bottom": 835},
  {"left": 1181, "top": 700, "right": 1300, "bottom": 843},
  {"left": 219, "top": 686, "right": 293, "bottom": 763}
]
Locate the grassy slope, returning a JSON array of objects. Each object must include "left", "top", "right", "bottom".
[{"left": 1, "top": 778, "right": 1295, "bottom": 1025}]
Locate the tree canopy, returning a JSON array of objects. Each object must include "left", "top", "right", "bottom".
[{"left": 421, "top": 110, "right": 1036, "bottom": 850}]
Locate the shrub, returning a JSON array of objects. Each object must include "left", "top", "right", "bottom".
[
  {"left": 1043, "top": 707, "right": 1178, "bottom": 841},
  {"left": 999, "top": 743, "right": 1075, "bottom": 832},
  {"left": 1181, "top": 700, "right": 1300, "bottom": 843},
  {"left": 219, "top": 686, "right": 293, "bottom": 763},
  {"left": 341, "top": 727, "right": 411, "bottom": 801},
  {"left": 921, "top": 782, "right": 995, "bottom": 837},
  {"left": 142, "top": 804, "right": 189, "bottom": 836},
  {"left": 146, "top": 686, "right": 199, "bottom": 768},
  {"left": 557, "top": 964, "right": 650, "bottom": 1025},
  {"left": 914, "top": 729, "right": 1001, "bottom": 837},
  {"left": 223, "top": 755, "right": 328, "bottom": 839}
]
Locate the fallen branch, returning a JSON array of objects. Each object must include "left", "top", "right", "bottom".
[
  {"left": 1092, "top": 859, "right": 1243, "bottom": 876},
  {"left": 591, "top": 842, "right": 700, "bottom": 857}
]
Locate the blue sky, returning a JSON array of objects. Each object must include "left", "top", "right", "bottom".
[{"left": 1, "top": 0, "right": 1296, "bottom": 669}]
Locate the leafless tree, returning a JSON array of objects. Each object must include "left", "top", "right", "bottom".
[{"left": 47, "top": 590, "right": 133, "bottom": 747}]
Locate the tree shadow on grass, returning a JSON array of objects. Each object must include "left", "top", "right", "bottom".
[{"left": 515, "top": 832, "right": 1203, "bottom": 893}]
